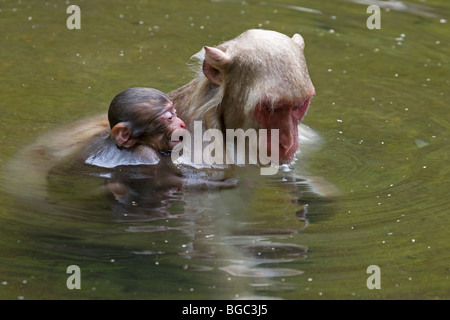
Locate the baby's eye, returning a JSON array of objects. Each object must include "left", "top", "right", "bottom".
[{"left": 161, "top": 111, "right": 174, "bottom": 121}]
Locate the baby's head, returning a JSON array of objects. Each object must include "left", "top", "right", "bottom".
[{"left": 108, "top": 87, "right": 185, "bottom": 151}]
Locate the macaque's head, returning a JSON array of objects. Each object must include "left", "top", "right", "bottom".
[
  {"left": 198, "top": 29, "right": 315, "bottom": 164},
  {"left": 108, "top": 87, "right": 185, "bottom": 152}
]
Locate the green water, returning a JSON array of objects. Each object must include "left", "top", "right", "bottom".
[{"left": 0, "top": 0, "right": 449, "bottom": 300}]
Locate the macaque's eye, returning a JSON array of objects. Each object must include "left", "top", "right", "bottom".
[
  {"left": 291, "top": 99, "right": 310, "bottom": 121},
  {"left": 292, "top": 104, "right": 301, "bottom": 113},
  {"left": 161, "top": 111, "right": 174, "bottom": 122},
  {"left": 263, "top": 104, "right": 275, "bottom": 113}
]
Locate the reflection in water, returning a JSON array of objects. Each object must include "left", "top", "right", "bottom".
[
  {"left": 221, "top": 265, "right": 304, "bottom": 278},
  {"left": 105, "top": 177, "right": 183, "bottom": 222},
  {"left": 63, "top": 163, "right": 315, "bottom": 296},
  {"left": 219, "top": 241, "right": 307, "bottom": 278}
]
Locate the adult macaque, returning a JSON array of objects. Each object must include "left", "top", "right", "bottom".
[{"left": 168, "top": 29, "right": 316, "bottom": 165}]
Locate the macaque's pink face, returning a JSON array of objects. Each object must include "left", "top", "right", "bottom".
[
  {"left": 156, "top": 101, "right": 186, "bottom": 151},
  {"left": 253, "top": 94, "right": 313, "bottom": 164},
  {"left": 202, "top": 30, "right": 315, "bottom": 164},
  {"left": 186, "top": 29, "right": 316, "bottom": 165}
]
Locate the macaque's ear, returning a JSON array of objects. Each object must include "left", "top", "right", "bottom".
[
  {"left": 202, "top": 46, "right": 230, "bottom": 86},
  {"left": 111, "top": 123, "right": 138, "bottom": 148},
  {"left": 292, "top": 33, "right": 305, "bottom": 51}
]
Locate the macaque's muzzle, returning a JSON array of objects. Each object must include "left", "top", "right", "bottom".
[
  {"left": 254, "top": 97, "right": 311, "bottom": 164},
  {"left": 168, "top": 134, "right": 183, "bottom": 150}
]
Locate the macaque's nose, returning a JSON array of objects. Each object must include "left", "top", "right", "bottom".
[
  {"left": 179, "top": 118, "right": 186, "bottom": 129},
  {"left": 279, "top": 121, "right": 297, "bottom": 151}
]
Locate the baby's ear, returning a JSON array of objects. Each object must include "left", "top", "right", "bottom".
[{"left": 111, "top": 123, "right": 138, "bottom": 148}]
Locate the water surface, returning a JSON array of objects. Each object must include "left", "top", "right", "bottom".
[{"left": 0, "top": 0, "right": 449, "bottom": 299}]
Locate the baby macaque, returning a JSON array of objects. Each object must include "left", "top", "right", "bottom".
[
  {"left": 82, "top": 87, "right": 236, "bottom": 189},
  {"left": 84, "top": 87, "right": 185, "bottom": 169}
]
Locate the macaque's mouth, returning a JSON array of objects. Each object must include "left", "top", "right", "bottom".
[
  {"left": 169, "top": 139, "right": 181, "bottom": 148},
  {"left": 266, "top": 141, "right": 298, "bottom": 165},
  {"left": 169, "top": 135, "right": 184, "bottom": 149}
]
